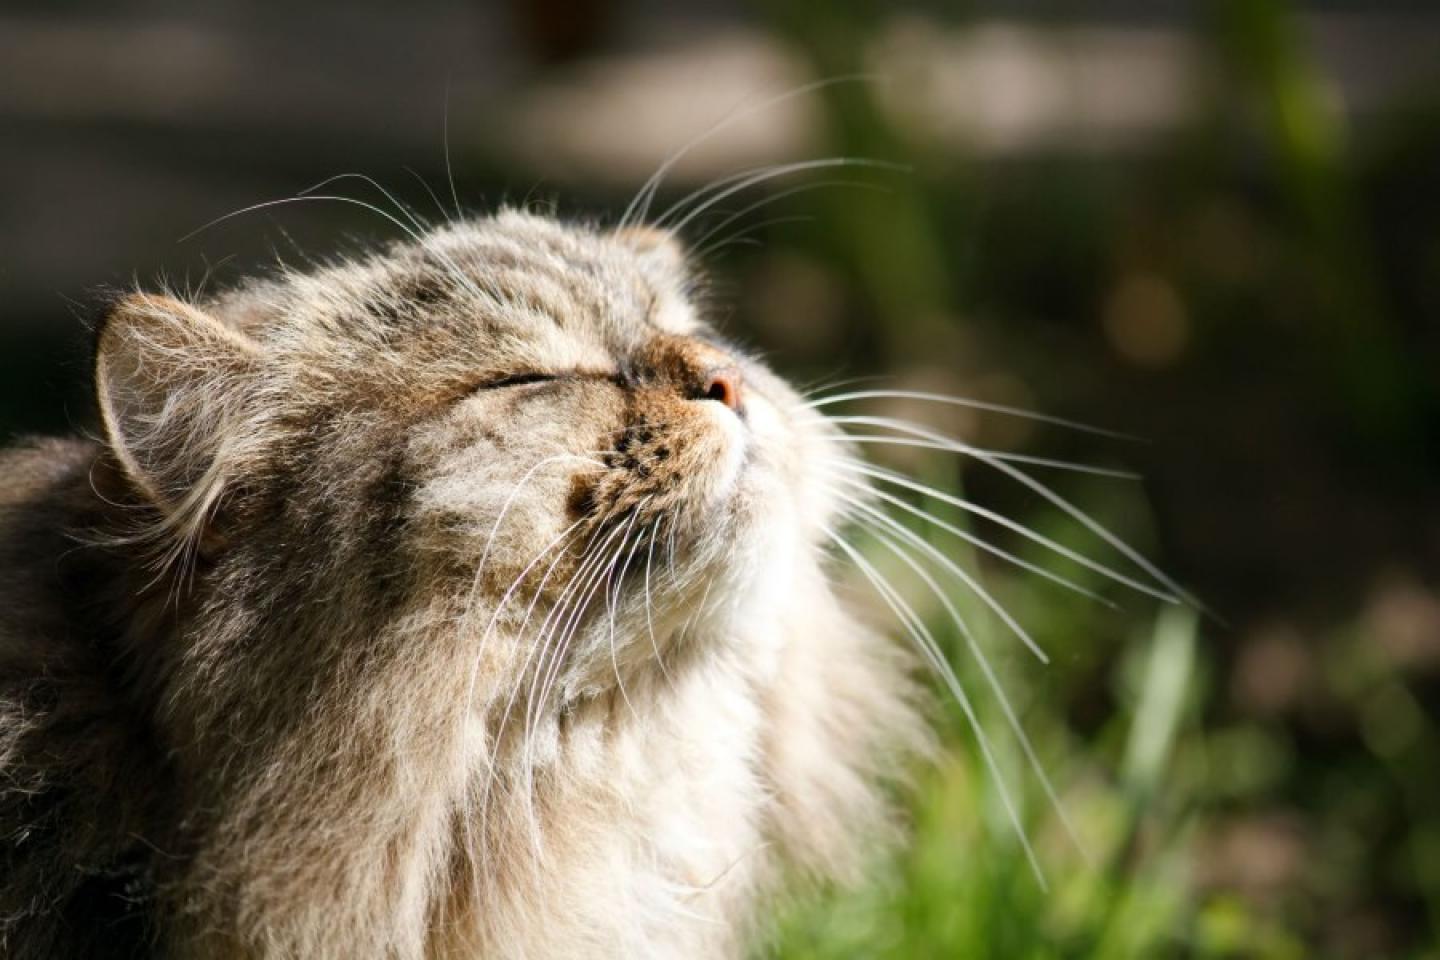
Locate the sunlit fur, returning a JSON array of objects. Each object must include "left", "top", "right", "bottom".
[{"left": 0, "top": 211, "right": 926, "bottom": 958}]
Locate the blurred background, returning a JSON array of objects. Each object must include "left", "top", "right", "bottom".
[{"left": 2, "top": 0, "right": 1438, "bottom": 956}]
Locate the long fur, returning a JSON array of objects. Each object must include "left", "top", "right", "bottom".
[{"left": 0, "top": 211, "right": 925, "bottom": 958}]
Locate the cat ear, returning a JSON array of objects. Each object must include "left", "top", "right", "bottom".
[
  {"left": 611, "top": 225, "right": 687, "bottom": 272},
  {"left": 95, "top": 293, "right": 261, "bottom": 513}
]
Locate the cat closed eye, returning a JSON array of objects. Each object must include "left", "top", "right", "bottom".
[{"left": 471, "top": 372, "right": 559, "bottom": 392}]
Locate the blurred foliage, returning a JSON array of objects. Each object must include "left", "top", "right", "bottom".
[
  {"left": 727, "top": 1, "right": 1440, "bottom": 957},
  {"left": 2, "top": 0, "right": 1438, "bottom": 956}
]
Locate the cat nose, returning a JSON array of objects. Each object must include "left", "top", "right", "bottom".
[
  {"left": 641, "top": 335, "right": 746, "bottom": 414},
  {"left": 700, "top": 366, "right": 744, "bottom": 413}
]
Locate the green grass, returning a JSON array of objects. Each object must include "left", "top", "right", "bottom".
[
  {"left": 762, "top": 607, "right": 1306, "bottom": 959},
  {"left": 725, "top": 2, "right": 1440, "bottom": 951}
]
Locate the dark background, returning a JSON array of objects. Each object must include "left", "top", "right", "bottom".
[{"left": 3, "top": 1, "right": 1439, "bottom": 955}]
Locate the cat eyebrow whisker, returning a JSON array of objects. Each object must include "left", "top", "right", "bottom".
[
  {"left": 298, "top": 172, "right": 432, "bottom": 239},
  {"left": 659, "top": 157, "right": 907, "bottom": 236},
  {"left": 402, "top": 165, "right": 453, "bottom": 225},
  {"left": 305, "top": 171, "right": 501, "bottom": 306},
  {"left": 692, "top": 215, "right": 813, "bottom": 262},
  {"left": 301, "top": 171, "right": 508, "bottom": 307},
  {"left": 688, "top": 179, "right": 886, "bottom": 263},
  {"left": 620, "top": 74, "right": 875, "bottom": 230},
  {"left": 180, "top": 193, "right": 425, "bottom": 248},
  {"left": 442, "top": 81, "right": 463, "bottom": 222},
  {"left": 821, "top": 525, "right": 1047, "bottom": 891},
  {"left": 181, "top": 183, "right": 497, "bottom": 313}
]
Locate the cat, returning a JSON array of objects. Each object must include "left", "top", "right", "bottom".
[{"left": 0, "top": 210, "right": 930, "bottom": 958}]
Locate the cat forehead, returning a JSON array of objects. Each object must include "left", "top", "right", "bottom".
[{"left": 214, "top": 210, "right": 697, "bottom": 349}]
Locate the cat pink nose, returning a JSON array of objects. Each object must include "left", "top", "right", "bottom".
[{"left": 702, "top": 366, "right": 744, "bottom": 413}]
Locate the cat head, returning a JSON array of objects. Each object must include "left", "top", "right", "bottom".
[{"left": 95, "top": 210, "right": 846, "bottom": 718}]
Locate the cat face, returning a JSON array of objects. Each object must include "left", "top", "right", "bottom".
[{"left": 96, "top": 210, "right": 844, "bottom": 719}]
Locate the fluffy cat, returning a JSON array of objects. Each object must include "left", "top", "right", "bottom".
[{"left": 0, "top": 210, "right": 927, "bottom": 958}]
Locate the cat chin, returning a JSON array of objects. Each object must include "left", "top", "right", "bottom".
[
  {"left": 704, "top": 501, "right": 805, "bottom": 628},
  {"left": 685, "top": 399, "right": 748, "bottom": 508}
]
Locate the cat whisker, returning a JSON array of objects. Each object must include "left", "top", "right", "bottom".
[
  {"left": 667, "top": 518, "right": 685, "bottom": 585},
  {"left": 652, "top": 164, "right": 806, "bottom": 233},
  {"left": 519, "top": 516, "right": 630, "bottom": 747},
  {"left": 833, "top": 459, "right": 1182, "bottom": 606},
  {"left": 513, "top": 516, "right": 648, "bottom": 858},
  {"left": 825, "top": 466, "right": 1114, "bottom": 608},
  {"left": 845, "top": 511, "right": 1089, "bottom": 863},
  {"left": 832, "top": 481, "right": 1050, "bottom": 663},
  {"left": 494, "top": 518, "right": 623, "bottom": 862},
  {"left": 822, "top": 526, "right": 1047, "bottom": 890},
  {"left": 803, "top": 389, "right": 1139, "bottom": 441},
  {"left": 982, "top": 448, "right": 1210, "bottom": 615},
  {"left": 831, "top": 415, "right": 1204, "bottom": 613},
  {"left": 642, "top": 519, "right": 672, "bottom": 684},
  {"left": 467, "top": 453, "right": 606, "bottom": 619},
  {"left": 795, "top": 372, "right": 890, "bottom": 402},
  {"left": 479, "top": 512, "right": 623, "bottom": 780},
  {"left": 459, "top": 450, "right": 608, "bottom": 797},
  {"left": 836, "top": 434, "right": 1141, "bottom": 480},
  {"left": 462, "top": 514, "right": 588, "bottom": 878},
  {"left": 602, "top": 511, "right": 647, "bottom": 720},
  {"left": 672, "top": 562, "right": 718, "bottom": 647},
  {"left": 523, "top": 506, "right": 648, "bottom": 772}
]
